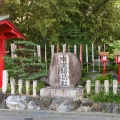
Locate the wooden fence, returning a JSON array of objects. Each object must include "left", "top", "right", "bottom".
[
  {"left": 2, "top": 70, "right": 39, "bottom": 96},
  {"left": 1, "top": 43, "right": 115, "bottom": 96},
  {"left": 2, "top": 70, "right": 119, "bottom": 96},
  {"left": 86, "top": 80, "right": 118, "bottom": 95}
]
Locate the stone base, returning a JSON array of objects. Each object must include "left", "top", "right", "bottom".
[{"left": 40, "top": 87, "right": 84, "bottom": 99}]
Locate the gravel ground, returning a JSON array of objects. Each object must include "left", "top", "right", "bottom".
[{"left": 0, "top": 109, "right": 120, "bottom": 120}]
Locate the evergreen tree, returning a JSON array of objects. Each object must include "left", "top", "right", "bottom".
[{"left": 4, "top": 40, "right": 48, "bottom": 81}]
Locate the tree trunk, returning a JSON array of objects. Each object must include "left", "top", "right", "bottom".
[{"left": 0, "top": 0, "right": 4, "bottom": 7}]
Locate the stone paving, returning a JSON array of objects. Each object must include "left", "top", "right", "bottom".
[{"left": 0, "top": 109, "right": 120, "bottom": 120}]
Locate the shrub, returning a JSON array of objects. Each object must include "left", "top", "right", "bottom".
[
  {"left": 114, "top": 64, "right": 118, "bottom": 74},
  {"left": 79, "top": 77, "right": 91, "bottom": 86},
  {"left": 85, "top": 90, "right": 120, "bottom": 103},
  {"left": 36, "top": 81, "right": 47, "bottom": 94},
  {"left": 106, "top": 73, "right": 112, "bottom": 79},
  {"left": 82, "top": 69, "right": 87, "bottom": 77},
  {"left": 94, "top": 75, "right": 110, "bottom": 84},
  {"left": 7, "top": 85, "right": 11, "bottom": 93}
]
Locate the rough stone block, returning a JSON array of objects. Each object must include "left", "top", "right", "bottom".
[
  {"left": 40, "top": 87, "right": 84, "bottom": 99},
  {"left": 48, "top": 53, "right": 81, "bottom": 88}
]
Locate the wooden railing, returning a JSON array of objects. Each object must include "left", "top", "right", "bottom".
[
  {"left": 2, "top": 70, "right": 39, "bottom": 97},
  {"left": 86, "top": 80, "right": 118, "bottom": 95}
]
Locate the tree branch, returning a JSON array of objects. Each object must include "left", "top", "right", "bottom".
[{"left": 92, "top": 0, "right": 109, "bottom": 14}]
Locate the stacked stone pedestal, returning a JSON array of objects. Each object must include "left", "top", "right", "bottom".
[
  {"left": 40, "top": 87, "right": 84, "bottom": 99},
  {"left": 40, "top": 53, "right": 83, "bottom": 100}
]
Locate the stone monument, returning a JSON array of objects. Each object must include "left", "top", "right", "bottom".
[{"left": 40, "top": 52, "right": 84, "bottom": 99}]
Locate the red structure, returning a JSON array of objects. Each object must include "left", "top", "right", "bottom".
[
  {"left": 115, "top": 52, "right": 120, "bottom": 83},
  {"left": 99, "top": 52, "right": 109, "bottom": 75},
  {"left": 0, "top": 15, "right": 24, "bottom": 88}
]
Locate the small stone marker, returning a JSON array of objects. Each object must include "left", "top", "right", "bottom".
[
  {"left": 2, "top": 70, "right": 8, "bottom": 93},
  {"left": 26, "top": 80, "right": 30, "bottom": 95},
  {"left": 113, "top": 80, "right": 118, "bottom": 95},
  {"left": 18, "top": 79, "right": 23, "bottom": 94},
  {"left": 10, "top": 77, "right": 15, "bottom": 95},
  {"left": 86, "top": 80, "right": 91, "bottom": 94},
  {"left": 33, "top": 80, "right": 37, "bottom": 97},
  {"left": 104, "top": 80, "right": 109, "bottom": 93},
  {"left": 95, "top": 80, "right": 100, "bottom": 93}
]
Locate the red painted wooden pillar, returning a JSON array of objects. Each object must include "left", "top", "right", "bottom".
[
  {"left": 99, "top": 52, "right": 109, "bottom": 76},
  {"left": 118, "top": 63, "right": 120, "bottom": 83},
  {"left": 114, "top": 55, "right": 120, "bottom": 83},
  {"left": 0, "top": 33, "right": 5, "bottom": 88},
  {"left": 103, "top": 61, "right": 106, "bottom": 75}
]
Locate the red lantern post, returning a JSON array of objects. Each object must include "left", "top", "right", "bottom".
[
  {"left": 114, "top": 52, "right": 120, "bottom": 83},
  {"left": 99, "top": 52, "right": 109, "bottom": 75}
]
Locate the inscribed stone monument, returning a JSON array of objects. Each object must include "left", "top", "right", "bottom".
[{"left": 40, "top": 53, "right": 83, "bottom": 99}]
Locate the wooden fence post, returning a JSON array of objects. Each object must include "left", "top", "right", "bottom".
[
  {"left": 86, "top": 80, "right": 91, "bottom": 94},
  {"left": 95, "top": 80, "right": 100, "bottom": 93},
  {"left": 33, "top": 80, "right": 37, "bottom": 97},
  {"left": 2, "top": 70, "right": 8, "bottom": 93},
  {"left": 18, "top": 79, "right": 23, "bottom": 94},
  {"left": 26, "top": 80, "right": 30, "bottom": 95},
  {"left": 104, "top": 80, "right": 109, "bottom": 93},
  {"left": 113, "top": 80, "right": 118, "bottom": 95},
  {"left": 10, "top": 77, "right": 15, "bottom": 94}
]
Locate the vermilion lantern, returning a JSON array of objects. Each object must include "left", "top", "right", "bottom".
[
  {"left": 99, "top": 52, "right": 109, "bottom": 75},
  {"left": 114, "top": 52, "right": 120, "bottom": 83}
]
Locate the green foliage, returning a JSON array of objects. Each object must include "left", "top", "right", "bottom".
[
  {"left": 7, "top": 85, "right": 11, "bottom": 93},
  {"left": 0, "top": 89, "right": 2, "bottom": 93},
  {"left": 21, "top": 81, "right": 47, "bottom": 95},
  {"left": 1, "top": 0, "right": 120, "bottom": 56},
  {"left": 29, "top": 85, "right": 33, "bottom": 95},
  {"left": 21, "top": 86, "right": 26, "bottom": 94},
  {"left": 85, "top": 90, "right": 120, "bottom": 103},
  {"left": 1, "top": 0, "right": 120, "bottom": 77},
  {"left": 36, "top": 81, "right": 47, "bottom": 94},
  {"left": 4, "top": 40, "right": 48, "bottom": 81},
  {"left": 80, "top": 77, "right": 92, "bottom": 87},
  {"left": 114, "top": 64, "right": 118, "bottom": 74},
  {"left": 94, "top": 75, "right": 110, "bottom": 84},
  {"left": 82, "top": 69, "right": 87, "bottom": 77},
  {"left": 106, "top": 73, "right": 112, "bottom": 80}
]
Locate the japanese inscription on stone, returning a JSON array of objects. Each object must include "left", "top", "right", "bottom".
[{"left": 59, "top": 55, "right": 69, "bottom": 87}]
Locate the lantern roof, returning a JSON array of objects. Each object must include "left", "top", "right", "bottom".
[
  {"left": 0, "top": 15, "right": 24, "bottom": 40},
  {"left": 0, "top": 15, "right": 9, "bottom": 20},
  {"left": 116, "top": 51, "right": 120, "bottom": 56},
  {"left": 99, "top": 52, "right": 109, "bottom": 57}
]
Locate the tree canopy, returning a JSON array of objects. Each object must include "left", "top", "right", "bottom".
[{"left": 1, "top": 0, "right": 120, "bottom": 51}]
